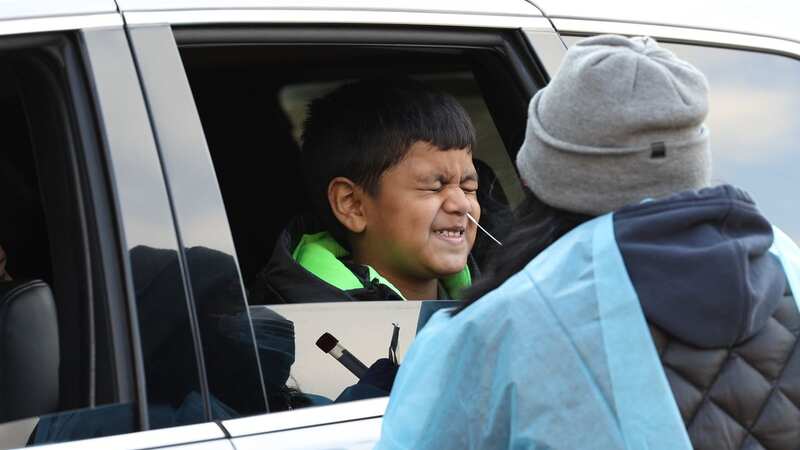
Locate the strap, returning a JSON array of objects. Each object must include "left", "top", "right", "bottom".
[{"left": 595, "top": 214, "right": 692, "bottom": 450}]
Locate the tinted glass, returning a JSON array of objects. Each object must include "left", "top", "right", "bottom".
[
  {"left": 0, "top": 49, "right": 134, "bottom": 448},
  {"left": 81, "top": 27, "right": 224, "bottom": 434},
  {"left": 127, "top": 26, "right": 269, "bottom": 420}
]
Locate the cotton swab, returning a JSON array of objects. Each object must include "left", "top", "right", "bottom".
[{"left": 466, "top": 213, "right": 503, "bottom": 246}]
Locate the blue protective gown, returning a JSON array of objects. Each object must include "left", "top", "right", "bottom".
[{"left": 376, "top": 186, "right": 800, "bottom": 450}]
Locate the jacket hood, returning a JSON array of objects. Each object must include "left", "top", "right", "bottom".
[
  {"left": 253, "top": 218, "right": 359, "bottom": 303},
  {"left": 253, "top": 217, "right": 472, "bottom": 303},
  {"left": 614, "top": 185, "right": 787, "bottom": 348}
]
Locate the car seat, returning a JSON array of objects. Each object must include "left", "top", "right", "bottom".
[{"left": 0, "top": 280, "right": 59, "bottom": 423}]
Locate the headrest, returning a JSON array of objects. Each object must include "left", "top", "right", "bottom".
[{"left": 0, "top": 280, "right": 59, "bottom": 423}]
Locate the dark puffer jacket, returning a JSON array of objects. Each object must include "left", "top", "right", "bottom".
[
  {"left": 614, "top": 186, "right": 799, "bottom": 449},
  {"left": 650, "top": 289, "right": 798, "bottom": 450}
]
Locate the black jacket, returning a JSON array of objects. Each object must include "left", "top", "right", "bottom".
[
  {"left": 249, "top": 217, "right": 475, "bottom": 304},
  {"left": 614, "top": 186, "right": 799, "bottom": 449}
]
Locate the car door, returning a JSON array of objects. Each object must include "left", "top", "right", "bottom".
[
  {"left": 114, "top": 1, "right": 569, "bottom": 448},
  {"left": 0, "top": 4, "right": 235, "bottom": 450}
]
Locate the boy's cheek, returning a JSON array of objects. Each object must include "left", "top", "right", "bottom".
[
  {"left": 468, "top": 228, "right": 478, "bottom": 248},
  {"left": 470, "top": 199, "right": 481, "bottom": 221}
]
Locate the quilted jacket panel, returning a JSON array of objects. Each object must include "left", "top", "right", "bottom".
[{"left": 650, "top": 291, "right": 800, "bottom": 450}]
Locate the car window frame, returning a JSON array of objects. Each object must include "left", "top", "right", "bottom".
[
  {"left": 0, "top": 32, "right": 117, "bottom": 441},
  {"left": 131, "top": 19, "right": 560, "bottom": 440},
  {"left": 123, "top": 23, "right": 272, "bottom": 420},
  {"left": 0, "top": 19, "right": 160, "bottom": 450},
  {"left": 80, "top": 23, "right": 229, "bottom": 437}
]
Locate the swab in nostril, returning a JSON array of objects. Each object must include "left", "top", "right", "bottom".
[{"left": 466, "top": 213, "right": 503, "bottom": 246}]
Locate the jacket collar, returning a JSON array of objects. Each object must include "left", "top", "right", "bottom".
[{"left": 292, "top": 231, "right": 471, "bottom": 300}]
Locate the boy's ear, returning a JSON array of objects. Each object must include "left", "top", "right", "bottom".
[{"left": 328, "top": 177, "right": 368, "bottom": 234}]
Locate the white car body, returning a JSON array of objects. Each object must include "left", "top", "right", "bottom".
[{"left": 0, "top": 1, "right": 797, "bottom": 449}]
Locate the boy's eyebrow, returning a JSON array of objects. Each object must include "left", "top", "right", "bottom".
[
  {"left": 461, "top": 171, "right": 478, "bottom": 183},
  {"left": 414, "top": 174, "right": 443, "bottom": 184},
  {"left": 415, "top": 171, "right": 478, "bottom": 184}
]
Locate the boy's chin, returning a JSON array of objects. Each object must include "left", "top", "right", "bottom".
[{"left": 428, "top": 259, "right": 469, "bottom": 277}]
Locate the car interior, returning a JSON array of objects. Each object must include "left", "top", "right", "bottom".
[
  {"left": 178, "top": 40, "right": 536, "bottom": 292},
  {"left": 0, "top": 64, "right": 66, "bottom": 450},
  {"left": 177, "top": 38, "right": 541, "bottom": 404}
]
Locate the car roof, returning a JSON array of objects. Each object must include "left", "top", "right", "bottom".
[
  {"left": 0, "top": 1, "right": 545, "bottom": 29},
  {"left": 0, "top": 0, "right": 116, "bottom": 21},
  {"left": 532, "top": 0, "right": 800, "bottom": 44},
  {"left": 6, "top": 1, "right": 799, "bottom": 46},
  {"left": 113, "top": 0, "right": 543, "bottom": 17}
]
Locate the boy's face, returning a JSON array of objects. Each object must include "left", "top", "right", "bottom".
[{"left": 356, "top": 141, "right": 480, "bottom": 284}]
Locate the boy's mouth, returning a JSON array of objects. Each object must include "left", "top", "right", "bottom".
[{"left": 433, "top": 226, "right": 466, "bottom": 243}]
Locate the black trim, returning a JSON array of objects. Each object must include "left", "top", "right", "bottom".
[
  {"left": 78, "top": 28, "right": 152, "bottom": 431},
  {"left": 65, "top": 33, "right": 136, "bottom": 406},
  {"left": 177, "top": 25, "right": 518, "bottom": 47},
  {"left": 174, "top": 24, "right": 544, "bottom": 163},
  {"left": 214, "top": 421, "right": 232, "bottom": 439},
  {"left": 124, "top": 25, "right": 214, "bottom": 423},
  {"left": 127, "top": 24, "right": 270, "bottom": 417},
  {"left": 173, "top": 25, "right": 544, "bottom": 89},
  {"left": 0, "top": 34, "right": 66, "bottom": 52}
]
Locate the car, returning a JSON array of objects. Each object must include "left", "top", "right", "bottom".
[{"left": 0, "top": 1, "right": 797, "bottom": 449}]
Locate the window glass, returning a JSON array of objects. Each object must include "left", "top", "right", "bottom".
[
  {"left": 663, "top": 43, "right": 800, "bottom": 244},
  {"left": 0, "top": 48, "right": 133, "bottom": 448},
  {"left": 79, "top": 26, "right": 216, "bottom": 432},
  {"left": 562, "top": 36, "right": 800, "bottom": 243},
  {"left": 252, "top": 300, "right": 454, "bottom": 404}
]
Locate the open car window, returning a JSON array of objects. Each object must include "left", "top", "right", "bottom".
[{"left": 176, "top": 28, "right": 538, "bottom": 415}]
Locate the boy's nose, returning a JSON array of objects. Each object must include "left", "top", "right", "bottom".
[{"left": 442, "top": 187, "right": 472, "bottom": 215}]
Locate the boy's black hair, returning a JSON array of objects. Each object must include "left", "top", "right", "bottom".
[{"left": 301, "top": 78, "right": 477, "bottom": 244}]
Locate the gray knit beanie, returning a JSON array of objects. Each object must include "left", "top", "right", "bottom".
[{"left": 516, "top": 34, "right": 711, "bottom": 215}]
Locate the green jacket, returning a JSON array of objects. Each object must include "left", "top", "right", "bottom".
[{"left": 250, "top": 223, "right": 472, "bottom": 303}]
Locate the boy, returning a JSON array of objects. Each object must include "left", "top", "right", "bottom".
[{"left": 251, "top": 79, "right": 480, "bottom": 303}]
